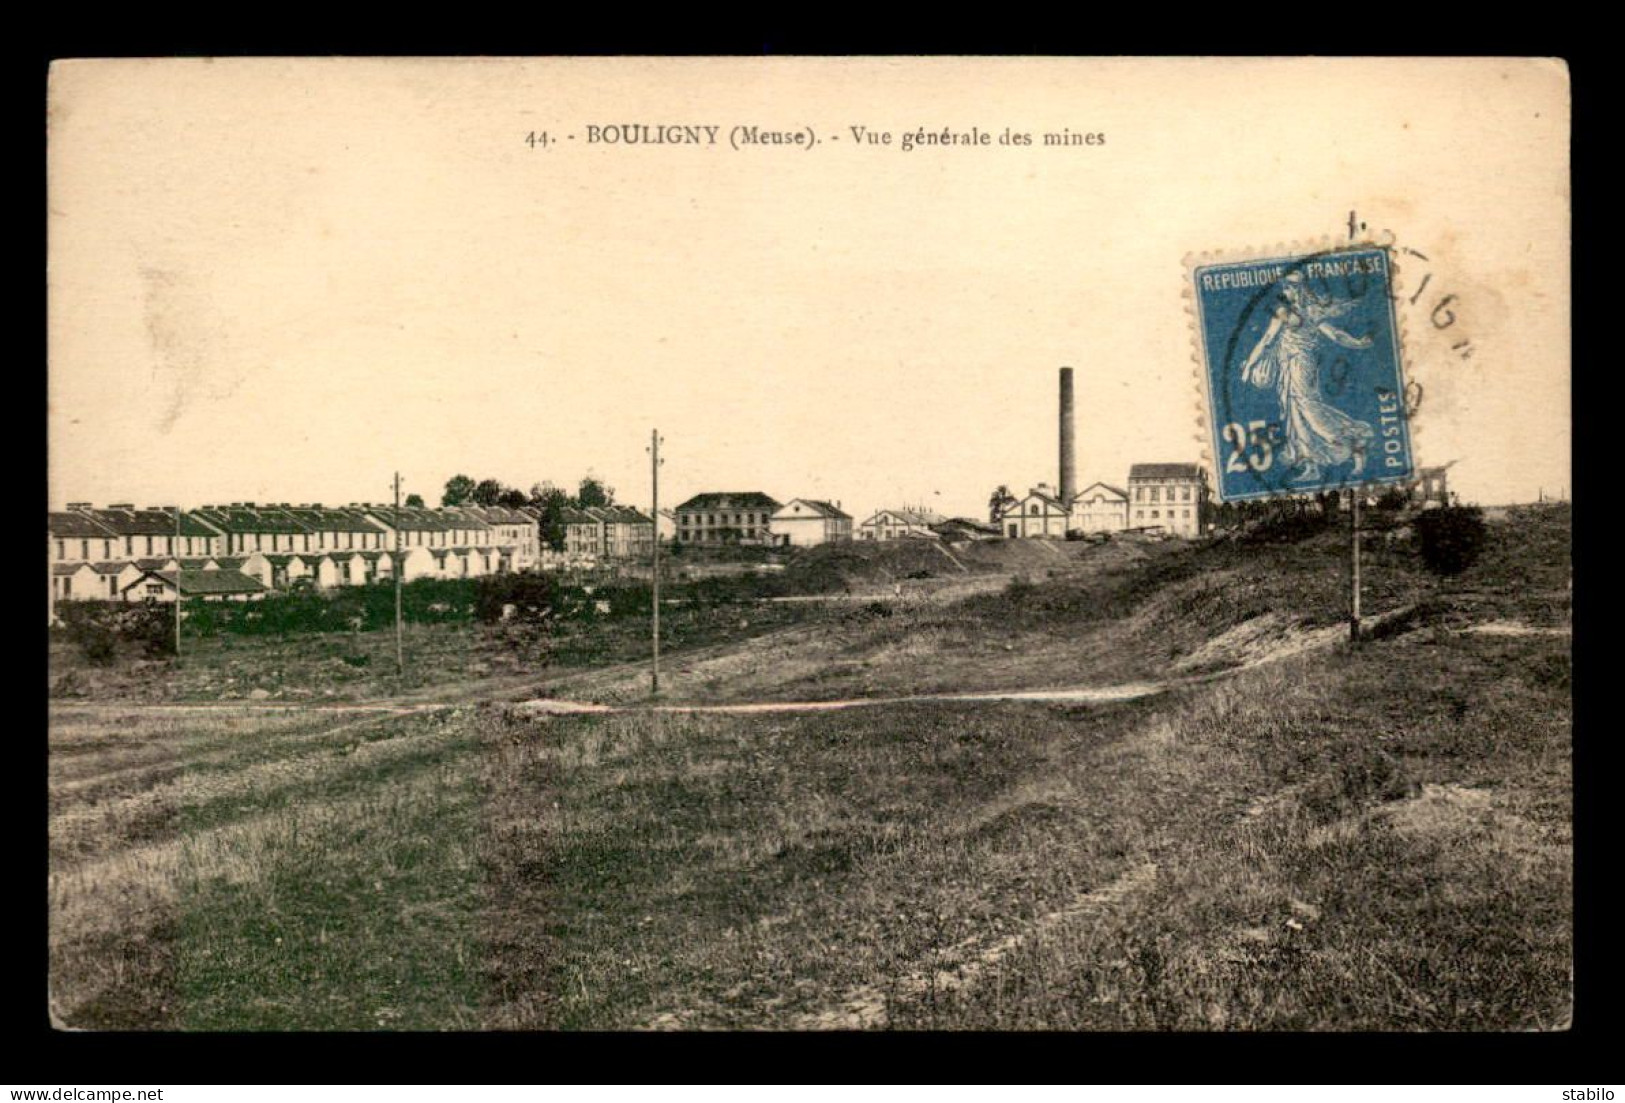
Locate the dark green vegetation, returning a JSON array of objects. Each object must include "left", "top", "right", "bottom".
[{"left": 49, "top": 504, "right": 1570, "bottom": 1030}]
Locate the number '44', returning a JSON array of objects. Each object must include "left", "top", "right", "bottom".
[
  {"left": 1223, "top": 420, "right": 1278, "bottom": 474},
  {"left": 525, "top": 131, "right": 550, "bottom": 148}
]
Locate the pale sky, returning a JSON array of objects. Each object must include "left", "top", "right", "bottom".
[{"left": 48, "top": 58, "right": 1570, "bottom": 522}]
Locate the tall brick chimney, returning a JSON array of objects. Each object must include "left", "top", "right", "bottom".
[{"left": 1059, "top": 366, "right": 1077, "bottom": 504}]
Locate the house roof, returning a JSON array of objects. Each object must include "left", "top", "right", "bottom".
[
  {"left": 777, "top": 498, "right": 852, "bottom": 520},
  {"left": 674, "top": 492, "right": 781, "bottom": 513},
  {"left": 214, "top": 556, "right": 247, "bottom": 570},
  {"left": 90, "top": 561, "right": 128, "bottom": 575},
  {"left": 934, "top": 517, "right": 999, "bottom": 533},
  {"left": 134, "top": 558, "right": 177, "bottom": 571},
  {"left": 1128, "top": 463, "right": 1205, "bottom": 481},
  {"left": 53, "top": 562, "right": 96, "bottom": 577},
  {"left": 1018, "top": 489, "right": 1067, "bottom": 509},
  {"left": 1075, "top": 482, "right": 1130, "bottom": 501},
  {"left": 280, "top": 507, "right": 387, "bottom": 534},
  {"left": 456, "top": 504, "right": 535, "bottom": 525},
  {"left": 131, "top": 568, "right": 267, "bottom": 596},
  {"left": 864, "top": 509, "right": 946, "bottom": 527},
  {"left": 362, "top": 506, "right": 457, "bottom": 532},
  {"left": 600, "top": 505, "right": 652, "bottom": 524},
  {"left": 65, "top": 507, "right": 220, "bottom": 537},
  {"left": 561, "top": 507, "right": 600, "bottom": 526},
  {"left": 49, "top": 512, "right": 116, "bottom": 538},
  {"left": 191, "top": 505, "right": 311, "bottom": 535},
  {"left": 433, "top": 508, "right": 492, "bottom": 531}
]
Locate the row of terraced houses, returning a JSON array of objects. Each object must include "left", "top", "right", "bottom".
[
  {"left": 46, "top": 500, "right": 656, "bottom": 611},
  {"left": 47, "top": 501, "right": 553, "bottom": 607}
]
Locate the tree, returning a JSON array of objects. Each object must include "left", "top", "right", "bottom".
[
  {"left": 1413, "top": 505, "right": 1488, "bottom": 577},
  {"left": 442, "top": 474, "right": 476, "bottom": 507},
  {"left": 578, "top": 476, "right": 614, "bottom": 509},
  {"left": 404, "top": 493, "right": 425, "bottom": 508},
  {"left": 497, "top": 487, "right": 528, "bottom": 509},
  {"left": 472, "top": 478, "right": 506, "bottom": 506},
  {"left": 988, "top": 485, "right": 1017, "bottom": 523},
  {"left": 529, "top": 483, "right": 571, "bottom": 552},
  {"left": 1375, "top": 486, "right": 1409, "bottom": 512}
]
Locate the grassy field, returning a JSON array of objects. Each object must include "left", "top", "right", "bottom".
[{"left": 48, "top": 504, "right": 1571, "bottom": 1030}]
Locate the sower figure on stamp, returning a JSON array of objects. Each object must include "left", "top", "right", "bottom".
[{"left": 1240, "top": 271, "right": 1377, "bottom": 483}]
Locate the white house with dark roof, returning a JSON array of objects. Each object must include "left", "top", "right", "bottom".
[
  {"left": 858, "top": 509, "right": 945, "bottom": 541},
  {"left": 451, "top": 505, "right": 540, "bottom": 570},
  {"left": 1126, "top": 463, "right": 1208, "bottom": 537},
  {"left": 1070, "top": 482, "right": 1130, "bottom": 534},
  {"left": 561, "top": 507, "right": 603, "bottom": 560},
  {"left": 121, "top": 568, "right": 267, "bottom": 603},
  {"left": 772, "top": 499, "right": 853, "bottom": 547},
  {"left": 190, "top": 503, "right": 313, "bottom": 558},
  {"left": 52, "top": 562, "right": 101, "bottom": 602},
  {"left": 995, "top": 487, "right": 1070, "bottom": 539}
]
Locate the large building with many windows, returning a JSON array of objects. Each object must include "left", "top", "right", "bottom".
[
  {"left": 1126, "top": 463, "right": 1207, "bottom": 537},
  {"left": 673, "top": 493, "right": 780, "bottom": 545}
]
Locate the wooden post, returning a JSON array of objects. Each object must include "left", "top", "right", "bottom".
[
  {"left": 1350, "top": 487, "right": 1362, "bottom": 642},
  {"left": 174, "top": 504, "right": 183, "bottom": 659},
  {"left": 394, "top": 472, "right": 404, "bottom": 678},
  {"left": 650, "top": 430, "right": 663, "bottom": 696}
]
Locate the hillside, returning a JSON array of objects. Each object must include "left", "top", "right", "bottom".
[{"left": 48, "top": 503, "right": 1571, "bottom": 1031}]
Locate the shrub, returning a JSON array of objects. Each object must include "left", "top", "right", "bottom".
[
  {"left": 475, "top": 572, "right": 558, "bottom": 624},
  {"left": 76, "top": 623, "right": 119, "bottom": 666},
  {"left": 57, "top": 601, "right": 174, "bottom": 663},
  {"left": 1375, "top": 486, "right": 1410, "bottom": 512},
  {"left": 1413, "top": 506, "right": 1488, "bottom": 577}
]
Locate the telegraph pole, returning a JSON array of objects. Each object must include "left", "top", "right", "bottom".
[
  {"left": 174, "top": 503, "right": 183, "bottom": 660},
  {"left": 1349, "top": 487, "right": 1362, "bottom": 642},
  {"left": 394, "top": 472, "right": 404, "bottom": 678},
  {"left": 649, "top": 430, "right": 664, "bottom": 695}
]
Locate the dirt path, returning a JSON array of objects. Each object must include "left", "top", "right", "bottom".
[
  {"left": 1462, "top": 620, "right": 1571, "bottom": 638},
  {"left": 518, "top": 682, "right": 1165, "bottom": 716},
  {"left": 789, "top": 861, "right": 1161, "bottom": 1030}
]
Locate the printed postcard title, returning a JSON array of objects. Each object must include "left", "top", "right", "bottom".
[{"left": 523, "top": 123, "right": 1106, "bottom": 152}]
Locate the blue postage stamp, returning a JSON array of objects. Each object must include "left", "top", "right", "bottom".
[{"left": 1190, "top": 245, "right": 1415, "bottom": 502}]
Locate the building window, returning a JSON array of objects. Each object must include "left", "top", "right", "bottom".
[
  {"left": 1182, "top": 487, "right": 1192, "bottom": 501},
  {"left": 1151, "top": 510, "right": 1160, "bottom": 519},
  {"left": 1150, "top": 488, "right": 1161, "bottom": 503},
  {"left": 145, "top": 536, "right": 154, "bottom": 555},
  {"left": 1183, "top": 510, "right": 1191, "bottom": 519},
  {"left": 255, "top": 534, "right": 263, "bottom": 551},
  {"left": 1134, "top": 488, "right": 1143, "bottom": 501},
  {"left": 125, "top": 537, "right": 135, "bottom": 555},
  {"left": 146, "top": 582, "right": 163, "bottom": 597},
  {"left": 55, "top": 540, "right": 65, "bottom": 559},
  {"left": 104, "top": 540, "right": 113, "bottom": 558},
  {"left": 80, "top": 539, "right": 90, "bottom": 559}
]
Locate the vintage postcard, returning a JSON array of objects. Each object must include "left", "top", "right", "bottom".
[{"left": 46, "top": 57, "right": 1571, "bottom": 1032}]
